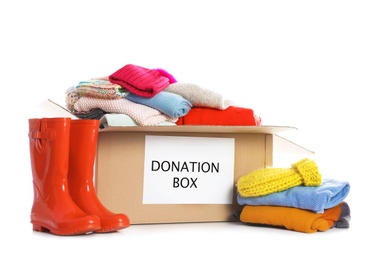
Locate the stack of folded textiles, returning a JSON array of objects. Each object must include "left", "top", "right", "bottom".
[
  {"left": 234, "top": 158, "right": 351, "bottom": 233},
  {"left": 64, "top": 64, "right": 262, "bottom": 127}
]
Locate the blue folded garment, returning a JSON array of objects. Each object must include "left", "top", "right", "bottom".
[
  {"left": 125, "top": 91, "right": 192, "bottom": 118},
  {"left": 237, "top": 178, "right": 350, "bottom": 213}
]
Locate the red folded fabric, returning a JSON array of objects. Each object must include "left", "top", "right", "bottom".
[
  {"left": 176, "top": 106, "right": 262, "bottom": 126},
  {"left": 108, "top": 64, "right": 176, "bottom": 98}
]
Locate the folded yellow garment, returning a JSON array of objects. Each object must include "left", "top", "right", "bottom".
[
  {"left": 239, "top": 202, "right": 343, "bottom": 233},
  {"left": 237, "top": 158, "right": 322, "bottom": 197}
]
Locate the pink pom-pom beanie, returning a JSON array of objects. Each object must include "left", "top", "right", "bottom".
[{"left": 109, "top": 64, "right": 176, "bottom": 98}]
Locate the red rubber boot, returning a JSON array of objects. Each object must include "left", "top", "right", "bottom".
[
  {"left": 28, "top": 118, "right": 101, "bottom": 235},
  {"left": 68, "top": 119, "right": 130, "bottom": 232}
]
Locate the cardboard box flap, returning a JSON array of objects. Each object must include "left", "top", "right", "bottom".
[
  {"left": 273, "top": 134, "right": 314, "bottom": 155},
  {"left": 99, "top": 125, "right": 297, "bottom": 134},
  {"left": 36, "top": 99, "right": 78, "bottom": 119}
]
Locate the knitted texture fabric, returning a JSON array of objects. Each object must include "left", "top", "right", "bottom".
[
  {"left": 237, "top": 158, "right": 322, "bottom": 197},
  {"left": 75, "top": 80, "right": 128, "bottom": 99},
  {"left": 164, "top": 82, "right": 235, "bottom": 110},
  {"left": 65, "top": 87, "right": 79, "bottom": 111},
  {"left": 108, "top": 64, "right": 175, "bottom": 98},
  {"left": 65, "top": 80, "right": 128, "bottom": 112},
  {"left": 155, "top": 68, "right": 177, "bottom": 84},
  {"left": 73, "top": 96, "right": 177, "bottom": 126},
  {"left": 99, "top": 113, "right": 176, "bottom": 129},
  {"left": 125, "top": 91, "right": 192, "bottom": 118}
]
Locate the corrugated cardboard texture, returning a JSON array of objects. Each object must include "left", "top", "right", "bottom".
[{"left": 95, "top": 129, "right": 275, "bottom": 224}]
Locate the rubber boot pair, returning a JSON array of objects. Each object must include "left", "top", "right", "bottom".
[{"left": 28, "top": 117, "right": 130, "bottom": 235}]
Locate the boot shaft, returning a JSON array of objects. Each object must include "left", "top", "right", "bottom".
[
  {"left": 68, "top": 119, "right": 131, "bottom": 231},
  {"left": 28, "top": 118, "right": 71, "bottom": 195},
  {"left": 69, "top": 119, "right": 100, "bottom": 187}
]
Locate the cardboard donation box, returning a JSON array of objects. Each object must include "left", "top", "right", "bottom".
[{"left": 95, "top": 125, "right": 310, "bottom": 224}]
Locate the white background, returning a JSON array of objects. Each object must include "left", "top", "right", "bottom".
[{"left": 1, "top": 0, "right": 373, "bottom": 259}]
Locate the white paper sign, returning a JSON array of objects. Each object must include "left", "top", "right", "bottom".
[{"left": 143, "top": 135, "right": 235, "bottom": 204}]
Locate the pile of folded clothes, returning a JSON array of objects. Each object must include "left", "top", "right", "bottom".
[
  {"left": 234, "top": 158, "right": 351, "bottom": 233},
  {"left": 64, "top": 64, "right": 262, "bottom": 128}
]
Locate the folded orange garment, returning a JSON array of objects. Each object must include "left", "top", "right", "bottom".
[
  {"left": 176, "top": 106, "right": 262, "bottom": 126},
  {"left": 239, "top": 202, "right": 348, "bottom": 233}
]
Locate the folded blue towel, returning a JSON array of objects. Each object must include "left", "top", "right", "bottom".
[
  {"left": 237, "top": 178, "right": 350, "bottom": 213},
  {"left": 125, "top": 91, "right": 192, "bottom": 118}
]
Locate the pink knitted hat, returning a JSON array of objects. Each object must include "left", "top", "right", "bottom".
[{"left": 109, "top": 64, "right": 176, "bottom": 98}]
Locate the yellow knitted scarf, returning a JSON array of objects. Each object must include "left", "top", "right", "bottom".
[{"left": 237, "top": 158, "right": 322, "bottom": 197}]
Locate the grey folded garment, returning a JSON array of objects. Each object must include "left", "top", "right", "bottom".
[
  {"left": 334, "top": 202, "right": 351, "bottom": 228},
  {"left": 164, "top": 82, "right": 235, "bottom": 110},
  {"left": 74, "top": 108, "right": 107, "bottom": 120}
]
